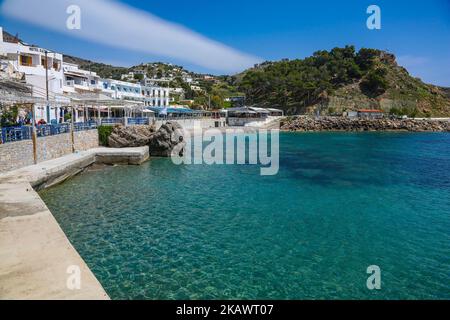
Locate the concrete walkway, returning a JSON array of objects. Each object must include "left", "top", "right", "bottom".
[{"left": 0, "top": 147, "right": 149, "bottom": 300}]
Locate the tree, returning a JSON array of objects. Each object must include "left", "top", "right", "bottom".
[
  {"left": 210, "top": 95, "right": 223, "bottom": 109},
  {"left": 360, "top": 68, "right": 388, "bottom": 97}
]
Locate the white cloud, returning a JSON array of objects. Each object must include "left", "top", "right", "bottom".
[
  {"left": 397, "top": 55, "right": 429, "bottom": 68},
  {"left": 1, "top": 0, "right": 261, "bottom": 73}
]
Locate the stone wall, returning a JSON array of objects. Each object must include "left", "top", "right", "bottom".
[
  {"left": 0, "top": 140, "right": 34, "bottom": 173},
  {"left": 74, "top": 129, "right": 99, "bottom": 152},
  {"left": 0, "top": 129, "right": 99, "bottom": 173}
]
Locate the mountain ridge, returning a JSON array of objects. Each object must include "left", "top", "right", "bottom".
[{"left": 2, "top": 29, "right": 449, "bottom": 116}]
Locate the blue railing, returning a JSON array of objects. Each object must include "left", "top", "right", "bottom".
[
  {"left": 0, "top": 126, "right": 33, "bottom": 144},
  {"left": 127, "top": 117, "right": 149, "bottom": 125},
  {"left": 74, "top": 120, "right": 98, "bottom": 132},
  {"left": 36, "top": 123, "right": 71, "bottom": 137},
  {"left": 101, "top": 118, "right": 124, "bottom": 125},
  {"left": 0, "top": 121, "right": 98, "bottom": 144}
]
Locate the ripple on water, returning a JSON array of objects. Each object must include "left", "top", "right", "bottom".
[{"left": 40, "top": 132, "right": 450, "bottom": 300}]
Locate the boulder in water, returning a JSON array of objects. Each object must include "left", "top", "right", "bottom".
[
  {"left": 148, "top": 122, "right": 186, "bottom": 157},
  {"left": 108, "top": 125, "right": 156, "bottom": 148},
  {"left": 107, "top": 122, "right": 186, "bottom": 157}
]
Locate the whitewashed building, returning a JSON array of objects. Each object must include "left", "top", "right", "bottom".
[
  {"left": 63, "top": 62, "right": 102, "bottom": 94},
  {"left": 101, "top": 79, "right": 143, "bottom": 102},
  {"left": 0, "top": 26, "right": 68, "bottom": 123},
  {"left": 141, "top": 85, "right": 170, "bottom": 107}
]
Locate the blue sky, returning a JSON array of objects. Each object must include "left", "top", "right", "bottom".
[{"left": 1, "top": 0, "right": 449, "bottom": 85}]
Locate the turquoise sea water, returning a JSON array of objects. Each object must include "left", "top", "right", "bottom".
[{"left": 40, "top": 132, "right": 450, "bottom": 300}]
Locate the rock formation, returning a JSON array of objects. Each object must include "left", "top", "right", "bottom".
[
  {"left": 108, "top": 125, "right": 156, "bottom": 148},
  {"left": 147, "top": 122, "right": 185, "bottom": 157},
  {"left": 281, "top": 116, "right": 450, "bottom": 132},
  {"left": 108, "top": 122, "right": 186, "bottom": 157}
]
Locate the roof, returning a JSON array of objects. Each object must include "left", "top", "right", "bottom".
[
  {"left": 358, "top": 109, "right": 385, "bottom": 113},
  {"left": 266, "top": 108, "right": 284, "bottom": 112},
  {"left": 146, "top": 106, "right": 198, "bottom": 114},
  {"left": 249, "top": 107, "right": 270, "bottom": 114},
  {"left": 226, "top": 107, "right": 259, "bottom": 113}
]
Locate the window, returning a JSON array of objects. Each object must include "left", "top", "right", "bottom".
[
  {"left": 91, "top": 80, "right": 96, "bottom": 85},
  {"left": 41, "top": 57, "right": 48, "bottom": 69},
  {"left": 20, "top": 55, "right": 33, "bottom": 67},
  {"left": 53, "top": 61, "right": 61, "bottom": 71}
]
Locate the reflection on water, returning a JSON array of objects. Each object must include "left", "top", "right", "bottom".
[{"left": 40, "top": 132, "right": 450, "bottom": 300}]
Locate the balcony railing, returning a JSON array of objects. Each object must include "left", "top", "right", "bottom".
[
  {"left": 73, "top": 120, "right": 98, "bottom": 132},
  {"left": 0, "top": 122, "right": 97, "bottom": 144},
  {"left": 127, "top": 118, "right": 150, "bottom": 125},
  {"left": 0, "top": 126, "right": 33, "bottom": 143},
  {"left": 101, "top": 118, "right": 124, "bottom": 125}
]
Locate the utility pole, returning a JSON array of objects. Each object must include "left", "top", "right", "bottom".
[
  {"left": 45, "top": 50, "right": 50, "bottom": 123},
  {"left": 31, "top": 103, "right": 37, "bottom": 164}
]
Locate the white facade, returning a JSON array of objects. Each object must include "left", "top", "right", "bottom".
[
  {"left": 141, "top": 85, "right": 170, "bottom": 107},
  {"left": 1, "top": 26, "right": 171, "bottom": 122},
  {"left": 0, "top": 26, "right": 66, "bottom": 123},
  {"left": 101, "top": 79, "right": 143, "bottom": 102},
  {"left": 63, "top": 62, "right": 102, "bottom": 94}
]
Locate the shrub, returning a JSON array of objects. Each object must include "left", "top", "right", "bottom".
[
  {"left": 98, "top": 125, "right": 114, "bottom": 146},
  {"left": 360, "top": 68, "right": 388, "bottom": 97}
]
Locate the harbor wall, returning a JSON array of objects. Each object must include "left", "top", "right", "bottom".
[
  {"left": 0, "top": 129, "right": 99, "bottom": 173},
  {"left": 0, "top": 146, "right": 149, "bottom": 299}
]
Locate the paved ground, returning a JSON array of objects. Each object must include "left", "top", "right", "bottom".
[{"left": 0, "top": 147, "right": 149, "bottom": 300}]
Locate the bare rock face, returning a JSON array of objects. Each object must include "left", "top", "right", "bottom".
[
  {"left": 148, "top": 122, "right": 185, "bottom": 157},
  {"left": 108, "top": 125, "right": 156, "bottom": 148},
  {"left": 107, "top": 122, "right": 186, "bottom": 157}
]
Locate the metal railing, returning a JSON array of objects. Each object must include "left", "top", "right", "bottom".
[
  {"left": 0, "top": 126, "right": 33, "bottom": 144},
  {"left": 36, "top": 123, "right": 71, "bottom": 137},
  {"left": 73, "top": 120, "right": 98, "bottom": 132},
  {"left": 127, "top": 117, "right": 150, "bottom": 125},
  {"left": 0, "top": 121, "right": 97, "bottom": 144},
  {"left": 101, "top": 118, "right": 124, "bottom": 125}
]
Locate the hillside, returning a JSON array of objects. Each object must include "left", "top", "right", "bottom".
[
  {"left": 63, "top": 54, "right": 129, "bottom": 80},
  {"left": 234, "top": 46, "right": 450, "bottom": 117},
  {"left": 3, "top": 27, "right": 448, "bottom": 115}
]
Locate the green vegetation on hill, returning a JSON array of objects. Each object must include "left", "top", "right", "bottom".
[
  {"left": 63, "top": 45, "right": 449, "bottom": 116},
  {"left": 64, "top": 55, "right": 128, "bottom": 80},
  {"left": 234, "top": 46, "right": 450, "bottom": 116}
]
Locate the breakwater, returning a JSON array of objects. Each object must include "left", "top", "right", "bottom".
[{"left": 281, "top": 116, "right": 450, "bottom": 132}]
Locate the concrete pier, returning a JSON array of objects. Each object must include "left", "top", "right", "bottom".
[{"left": 0, "top": 146, "right": 149, "bottom": 300}]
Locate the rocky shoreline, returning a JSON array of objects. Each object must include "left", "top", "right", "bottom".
[
  {"left": 280, "top": 116, "right": 450, "bottom": 132},
  {"left": 108, "top": 122, "right": 185, "bottom": 156}
]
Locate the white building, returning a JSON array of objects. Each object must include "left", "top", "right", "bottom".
[
  {"left": 63, "top": 62, "right": 102, "bottom": 94},
  {"left": 0, "top": 26, "right": 67, "bottom": 123},
  {"left": 142, "top": 86, "right": 170, "bottom": 107},
  {"left": 120, "top": 70, "right": 145, "bottom": 81},
  {"left": 101, "top": 79, "right": 143, "bottom": 102}
]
